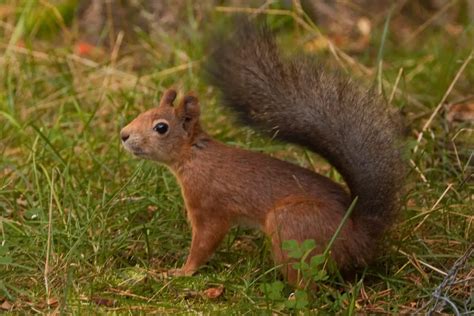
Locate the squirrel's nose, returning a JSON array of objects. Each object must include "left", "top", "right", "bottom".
[{"left": 121, "top": 132, "right": 130, "bottom": 142}]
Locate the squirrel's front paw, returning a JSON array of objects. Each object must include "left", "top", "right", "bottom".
[{"left": 167, "top": 267, "right": 195, "bottom": 277}]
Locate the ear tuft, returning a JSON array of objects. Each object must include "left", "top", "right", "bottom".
[
  {"left": 159, "top": 89, "right": 177, "bottom": 107},
  {"left": 183, "top": 95, "right": 198, "bottom": 105},
  {"left": 182, "top": 94, "right": 200, "bottom": 117},
  {"left": 176, "top": 93, "right": 201, "bottom": 133}
]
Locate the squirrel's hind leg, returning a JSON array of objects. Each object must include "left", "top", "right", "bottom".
[{"left": 264, "top": 199, "right": 352, "bottom": 286}]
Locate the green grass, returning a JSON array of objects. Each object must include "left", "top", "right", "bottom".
[{"left": 0, "top": 1, "right": 473, "bottom": 314}]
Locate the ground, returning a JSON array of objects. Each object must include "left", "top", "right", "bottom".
[{"left": 0, "top": 1, "right": 473, "bottom": 314}]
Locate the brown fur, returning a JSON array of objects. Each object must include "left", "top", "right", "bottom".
[
  {"left": 120, "top": 21, "right": 404, "bottom": 286},
  {"left": 122, "top": 88, "right": 376, "bottom": 286},
  {"left": 206, "top": 20, "right": 405, "bottom": 238}
]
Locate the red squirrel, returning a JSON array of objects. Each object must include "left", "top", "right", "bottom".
[{"left": 120, "top": 21, "right": 404, "bottom": 285}]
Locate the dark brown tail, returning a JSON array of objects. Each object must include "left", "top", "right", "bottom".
[{"left": 206, "top": 20, "right": 404, "bottom": 238}]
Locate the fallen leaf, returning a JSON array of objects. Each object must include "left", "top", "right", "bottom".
[
  {"left": 203, "top": 285, "right": 224, "bottom": 299},
  {"left": 447, "top": 102, "right": 474, "bottom": 123},
  {"left": 1, "top": 300, "right": 12, "bottom": 310}
]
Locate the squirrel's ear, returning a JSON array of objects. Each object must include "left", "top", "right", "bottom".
[
  {"left": 176, "top": 93, "right": 200, "bottom": 133},
  {"left": 159, "top": 89, "right": 177, "bottom": 107}
]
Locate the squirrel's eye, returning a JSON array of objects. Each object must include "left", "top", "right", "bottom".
[{"left": 153, "top": 122, "right": 169, "bottom": 134}]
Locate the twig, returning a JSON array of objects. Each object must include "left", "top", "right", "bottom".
[{"left": 397, "top": 249, "right": 447, "bottom": 276}]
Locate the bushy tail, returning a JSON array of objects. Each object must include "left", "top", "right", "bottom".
[{"left": 206, "top": 20, "right": 404, "bottom": 238}]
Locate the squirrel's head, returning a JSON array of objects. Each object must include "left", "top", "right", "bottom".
[{"left": 120, "top": 89, "right": 202, "bottom": 165}]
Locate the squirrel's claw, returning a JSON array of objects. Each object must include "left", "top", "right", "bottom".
[{"left": 167, "top": 267, "right": 195, "bottom": 277}]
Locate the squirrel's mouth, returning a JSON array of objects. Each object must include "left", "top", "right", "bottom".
[
  {"left": 132, "top": 150, "right": 147, "bottom": 157},
  {"left": 123, "top": 143, "right": 147, "bottom": 157},
  {"left": 129, "top": 148, "right": 147, "bottom": 157}
]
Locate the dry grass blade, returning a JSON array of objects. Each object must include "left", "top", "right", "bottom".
[
  {"left": 413, "top": 183, "right": 454, "bottom": 232},
  {"left": 414, "top": 52, "right": 473, "bottom": 153}
]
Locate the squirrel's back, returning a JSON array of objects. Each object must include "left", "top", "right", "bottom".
[{"left": 206, "top": 20, "right": 404, "bottom": 240}]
